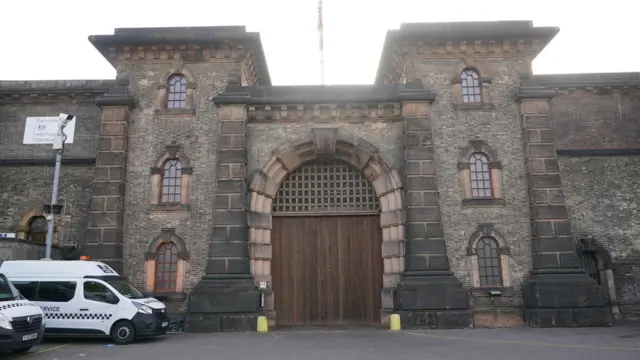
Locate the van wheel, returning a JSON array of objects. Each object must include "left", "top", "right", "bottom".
[
  {"left": 12, "top": 346, "right": 32, "bottom": 353},
  {"left": 111, "top": 320, "right": 136, "bottom": 345}
]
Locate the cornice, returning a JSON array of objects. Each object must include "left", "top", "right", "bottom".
[
  {"left": 247, "top": 103, "right": 402, "bottom": 123},
  {"left": 375, "top": 21, "right": 559, "bottom": 85},
  {"left": 0, "top": 80, "right": 113, "bottom": 103},
  {"left": 214, "top": 81, "right": 435, "bottom": 107},
  {"left": 88, "top": 26, "right": 271, "bottom": 85},
  {"left": 534, "top": 73, "right": 640, "bottom": 94}
]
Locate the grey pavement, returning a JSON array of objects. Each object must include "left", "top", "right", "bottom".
[{"left": 10, "top": 326, "right": 640, "bottom": 360}]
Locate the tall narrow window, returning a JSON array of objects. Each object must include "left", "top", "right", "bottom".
[
  {"left": 461, "top": 69, "right": 482, "bottom": 103},
  {"left": 27, "top": 216, "right": 48, "bottom": 243},
  {"left": 154, "top": 242, "right": 178, "bottom": 292},
  {"left": 476, "top": 237, "right": 501, "bottom": 287},
  {"left": 167, "top": 74, "right": 187, "bottom": 109},
  {"left": 469, "top": 153, "right": 492, "bottom": 198},
  {"left": 161, "top": 159, "right": 183, "bottom": 204}
]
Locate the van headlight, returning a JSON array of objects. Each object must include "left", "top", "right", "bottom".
[
  {"left": 132, "top": 302, "right": 153, "bottom": 315},
  {"left": 0, "top": 314, "right": 12, "bottom": 330}
]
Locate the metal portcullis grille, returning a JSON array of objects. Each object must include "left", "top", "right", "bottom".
[{"left": 273, "top": 160, "right": 379, "bottom": 215}]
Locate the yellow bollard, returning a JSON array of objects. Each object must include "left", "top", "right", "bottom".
[
  {"left": 257, "top": 315, "right": 269, "bottom": 333},
  {"left": 389, "top": 314, "right": 401, "bottom": 331}
]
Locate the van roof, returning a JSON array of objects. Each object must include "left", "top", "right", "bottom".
[{"left": 0, "top": 260, "right": 120, "bottom": 278}]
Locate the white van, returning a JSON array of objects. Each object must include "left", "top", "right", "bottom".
[
  {"left": 0, "top": 272, "right": 45, "bottom": 354},
  {"left": 0, "top": 260, "right": 169, "bottom": 345}
]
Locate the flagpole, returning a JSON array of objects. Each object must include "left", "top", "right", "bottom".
[{"left": 317, "top": 0, "right": 325, "bottom": 85}]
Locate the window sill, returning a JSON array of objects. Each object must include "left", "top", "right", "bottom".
[
  {"left": 154, "top": 109, "right": 195, "bottom": 116},
  {"left": 471, "top": 286, "right": 514, "bottom": 297},
  {"left": 462, "top": 198, "right": 505, "bottom": 207},
  {"left": 148, "top": 292, "right": 187, "bottom": 301},
  {"left": 150, "top": 203, "right": 191, "bottom": 213},
  {"left": 452, "top": 103, "right": 495, "bottom": 111}
]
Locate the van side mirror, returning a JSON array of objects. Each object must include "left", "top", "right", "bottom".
[{"left": 105, "top": 293, "right": 119, "bottom": 305}]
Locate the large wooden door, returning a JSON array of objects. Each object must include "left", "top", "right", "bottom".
[{"left": 272, "top": 215, "right": 382, "bottom": 326}]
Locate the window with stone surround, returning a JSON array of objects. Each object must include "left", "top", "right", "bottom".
[
  {"left": 467, "top": 225, "right": 511, "bottom": 289},
  {"left": 161, "top": 159, "right": 183, "bottom": 204},
  {"left": 461, "top": 69, "right": 482, "bottom": 104},
  {"left": 150, "top": 143, "right": 193, "bottom": 211},
  {"left": 167, "top": 74, "right": 187, "bottom": 109},
  {"left": 458, "top": 140, "right": 504, "bottom": 206},
  {"left": 155, "top": 69, "right": 196, "bottom": 114},
  {"left": 469, "top": 153, "right": 492, "bottom": 198},
  {"left": 145, "top": 229, "right": 188, "bottom": 297},
  {"left": 452, "top": 66, "right": 493, "bottom": 109},
  {"left": 27, "top": 216, "right": 48, "bottom": 243},
  {"left": 154, "top": 242, "right": 179, "bottom": 292},
  {"left": 476, "top": 237, "right": 501, "bottom": 286}
]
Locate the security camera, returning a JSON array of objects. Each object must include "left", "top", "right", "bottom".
[
  {"left": 45, "top": 214, "right": 53, "bottom": 221},
  {"left": 59, "top": 113, "right": 75, "bottom": 122}
]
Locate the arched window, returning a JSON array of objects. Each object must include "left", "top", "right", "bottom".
[
  {"left": 27, "top": 216, "right": 48, "bottom": 243},
  {"left": 161, "top": 159, "right": 183, "bottom": 204},
  {"left": 461, "top": 69, "right": 482, "bottom": 104},
  {"left": 476, "top": 236, "right": 502, "bottom": 287},
  {"left": 154, "top": 242, "right": 179, "bottom": 292},
  {"left": 469, "top": 153, "right": 492, "bottom": 198},
  {"left": 167, "top": 74, "right": 187, "bottom": 109}
]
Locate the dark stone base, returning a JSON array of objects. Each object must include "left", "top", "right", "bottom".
[
  {"left": 394, "top": 271, "right": 473, "bottom": 329},
  {"left": 185, "top": 274, "right": 261, "bottom": 333},
  {"left": 399, "top": 310, "right": 473, "bottom": 329},
  {"left": 523, "top": 271, "right": 612, "bottom": 328}
]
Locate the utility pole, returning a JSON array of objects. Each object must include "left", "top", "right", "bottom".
[{"left": 44, "top": 113, "right": 75, "bottom": 260}]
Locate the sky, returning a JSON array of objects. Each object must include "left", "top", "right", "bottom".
[{"left": 1, "top": 0, "right": 637, "bottom": 85}]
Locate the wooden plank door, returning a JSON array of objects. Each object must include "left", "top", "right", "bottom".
[{"left": 272, "top": 215, "right": 382, "bottom": 326}]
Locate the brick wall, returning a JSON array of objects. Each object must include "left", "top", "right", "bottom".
[
  {"left": 119, "top": 62, "right": 239, "bottom": 304},
  {"left": 548, "top": 90, "right": 640, "bottom": 149},
  {"left": 405, "top": 57, "right": 532, "bottom": 307},
  {"left": 0, "top": 83, "right": 105, "bottom": 247},
  {"left": 549, "top": 89, "right": 640, "bottom": 321}
]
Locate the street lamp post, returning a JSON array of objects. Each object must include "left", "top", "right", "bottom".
[{"left": 44, "top": 113, "right": 75, "bottom": 260}]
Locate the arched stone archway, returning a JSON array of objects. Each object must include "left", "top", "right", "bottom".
[{"left": 247, "top": 128, "right": 405, "bottom": 322}]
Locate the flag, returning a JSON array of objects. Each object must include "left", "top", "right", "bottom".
[{"left": 317, "top": 0, "right": 324, "bottom": 51}]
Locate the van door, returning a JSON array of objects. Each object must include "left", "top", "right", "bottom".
[
  {"left": 80, "top": 280, "right": 118, "bottom": 336},
  {"left": 19, "top": 280, "right": 84, "bottom": 334}
]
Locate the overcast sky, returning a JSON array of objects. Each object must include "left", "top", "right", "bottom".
[{"left": 2, "top": 0, "right": 637, "bottom": 85}]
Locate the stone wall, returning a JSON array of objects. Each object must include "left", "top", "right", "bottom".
[
  {"left": 119, "top": 61, "right": 239, "bottom": 310},
  {"left": 247, "top": 121, "right": 403, "bottom": 173},
  {"left": 0, "top": 81, "right": 107, "bottom": 247},
  {"left": 547, "top": 86, "right": 640, "bottom": 321},
  {"left": 0, "top": 238, "right": 62, "bottom": 261},
  {"left": 405, "top": 56, "right": 532, "bottom": 319}
]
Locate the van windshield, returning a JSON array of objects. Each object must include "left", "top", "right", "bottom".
[
  {"left": 106, "top": 279, "right": 146, "bottom": 299},
  {"left": 0, "top": 275, "right": 18, "bottom": 302}
]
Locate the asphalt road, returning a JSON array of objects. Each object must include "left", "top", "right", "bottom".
[{"left": 10, "top": 326, "right": 640, "bottom": 360}]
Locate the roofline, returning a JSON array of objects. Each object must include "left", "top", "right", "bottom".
[
  {"left": 374, "top": 21, "right": 560, "bottom": 84},
  {"left": 88, "top": 26, "right": 272, "bottom": 86},
  {"left": 534, "top": 72, "right": 640, "bottom": 88},
  {"left": 213, "top": 81, "right": 435, "bottom": 106},
  {"left": 0, "top": 80, "right": 114, "bottom": 95}
]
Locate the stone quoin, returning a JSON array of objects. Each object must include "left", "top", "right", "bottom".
[{"left": 1, "top": 21, "right": 639, "bottom": 331}]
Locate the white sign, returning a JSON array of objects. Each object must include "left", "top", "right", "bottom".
[
  {"left": 23, "top": 116, "right": 76, "bottom": 145},
  {"left": 0, "top": 233, "right": 16, "bottom": 238}
]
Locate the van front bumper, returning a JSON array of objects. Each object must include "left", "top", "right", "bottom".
[
  {"left": 132, "top": 310, "right": 169, "bottom": 338},
  {"left": 0, "top": 324, "right": 45, "bottom": 352}
]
